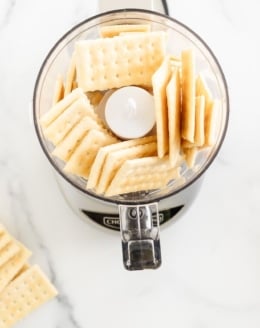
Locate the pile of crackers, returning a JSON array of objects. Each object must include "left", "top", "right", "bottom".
[
  {"left": 0, "top": 225, "right": 57, "bottom": 327},
  {"left": 40, "top": 24, "right": 217, "bottom": 197}
]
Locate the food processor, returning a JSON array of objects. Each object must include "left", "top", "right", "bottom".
[{"left": 33, "top": 0, "right": 229, "bottom": 270}]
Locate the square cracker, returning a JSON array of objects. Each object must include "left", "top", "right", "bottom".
[
  {"left": 0, "top": 265, "right": 57, "bottom": 328},
  {"left": 43, "top": 96, "right": 95, "bottom": 145},
  {"left": 181, "top": 139, "right": 194, "bottom": 149},
  {"left": 166, "top": 67, "right": 181, "bottom": 165},
  {"left": 64, "top": 129, "right": 118, "bottom": 179},
  {"left": 40, "top": 88, "right": 84, "bottom": 128},
  {"left": 196, "top": 74, "right": 217, "bottom": 147},
  {"left": 205, "top": 100, "right": 219, "bottom": 146},
  {"left": 0, "top": 227, "right": 21, "bottom": 268},
  {"left": 52, "top": 116, "right": 104, "bottom": 161},
  {"left": 96, "top": 142, "right": 157, "bottom": 194},
  {"left": 105, "top": 156, "right": 180, "bottom": 197},
  {"left": 52, "top": 75, "right": 64, "bottom": 105},
  {"left": 99, "top": 24, "right": 151, "bottom": 38},
  {"left": 86, "top": 91, "right": 104, "bottom": 106},
  {"left": 194, "top": 95, "right": 205, "bottom": 146},
  {"left": 12, "top": 263, "right": 30, "bottom": 281},
  {"left": 152, "top": 57, "right": 172, "bottom": 158},
  {"left": 181, "top": 49, "right": 196, "bottom": 142},
  {"left": 72, "top": 80, "right": 78, "bottom": 90},
  {"left": 184, "top": 147, "right": 198, "bottom": 168},
  {"left": 87, "top": 135, "right": 156, "bottom": 190},
  {"left": 119, "top": 32, "right": 150, "bottom": 36},
  {"left": 0, "top": 244, "right": 31, "bottom": 294},
  {"left": 182, "top": 95, "right": 205, "bottom": 149},
  {"left": 196, "top": 74, "right": 212, "bottom": 105},
  {"left": 0, "top": 230, "right": 12, "bottom": 251},
  {"left": 64, "top": 52, "right": 76, "bottom": 96},
  {"left": 75, "top": 31, "right": 166, "bottom": 92},
  {"left": 0, "top": 241, "right": 20, "bottom": 268},
  {"left": 169, "top": 55, "right": 181, "bottom": 68}
]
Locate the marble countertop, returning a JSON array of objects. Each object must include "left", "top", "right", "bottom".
[{"left": 1, "top": 0, "right": 260, "bottom": 327}]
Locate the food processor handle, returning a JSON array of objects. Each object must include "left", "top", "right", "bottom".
[
  {"left": 119, "top": 203, "right": 161, "bottom": 270},
  {"left": 98, "top": 0, "right": 164, "bottom": 270}
]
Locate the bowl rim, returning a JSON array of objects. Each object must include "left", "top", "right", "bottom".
[{"left": 33, "top": 8, "right": 230, "bottom": 205}]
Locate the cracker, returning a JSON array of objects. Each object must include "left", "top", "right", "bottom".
[
  {"left": 72, "top": 80, "right": 78, "bottom": 90},
  {"left": 152, "top": 56, "right": 172, "bottom": 158},
  {"left": 0, "top": 231, "right": 12, "bottom": 251},
  {"left": 52, "top": 75, "right": 64, "bottom": 105},
  {"left": 0, "top": 241, "right": 20, "bottom": 268},
  {"left": 0, "top": 244, "right": 31, "bottom": 293},
  {"left": 205, "top": 100, "right": 219, "bottom": 146},
  {"left": 40, "top": 88, "right": 84, "bottom": 128},
  {"left": 169, "top": 55, "right": 182, "bottom": 68},
  {"left": 0, "top": 227, "right": 20, "bottom": 267},
  {"left": 181, "top": 139, "right": 194, "bottom": 149},
  {"left": 64, "top": 52, "right": 76, "bottom": 96},
  {"left": 181, "top": 49, "right": 196, "bottom": 142},
  {"left": 52, "top": 116, "right": 104, "bottom": 161},
  {"left": 118, "top": 32, "right": 149, "bottom": 37},
  {"left": 196, "top": 74, "right": 212, "bottom": 104},
  {"left": 182, "top": 95, "right": 205, "bottom": 165},
  {"left": 64, "top": 129, "right": 118, "bottom": 179},
  {"left": 99, "top": 24, "right": 151, "bottom": 38},
  {"left": 86, "top": 91, "right": 104, "bottom": 106},
  {"left": 106, "top": 156, "right": 180, "bottom": 197},
  {"left": 194, "top": 95, "right": 205, "bottom": 146},
  {"left": 12, "top": 263, "right": 30, "bottom": 281},
  {"left": 0, "top": 265, "right": 57, "bottom": 328},
  {"left": 75, "top": 31, "right": 166, "bottom": 92},
  {"left": 166, "top": 67, "right": 181, "bottom": 165},
  {"left": 96, "top": 142, "right": 157, "bottom": 194},
  {"left": 87, "top": 135, "right": 156, "bottom": 190},
  {"left": 196, "top": 75, "right": 218, "bottom": 147},
  {"left": 43, "top": 96, "right": 95, "bottom": 145},
  {"left": 184, "top": 147, "right": 198, "bottom": 168}
]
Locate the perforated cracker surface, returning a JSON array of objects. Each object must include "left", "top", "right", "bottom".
[
  {"left": 106, "top": 156, "right": 180, "bottom": 197},
  {"left": 0, "top": 265, "right": 57, "bottom": 328},
  {"left": 75, "top": 31, "right": 166, "bottom": 92},
  {"left": 0, "top": 245, "right": 31, "bottom": 294}
]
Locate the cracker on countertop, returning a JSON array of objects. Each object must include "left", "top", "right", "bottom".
[
  {"left": 0, "top": 243, "right": 31, "bottom": 294},
  {"left": 0, "top": 265, "right": 57, "bottom": 328},
  {"left": 0, "top": 241, "right": 20, "bottom": 268}
]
